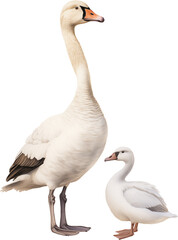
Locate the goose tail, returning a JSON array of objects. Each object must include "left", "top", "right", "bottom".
[
  {"left": 1, "top": 181, "right": 24, "bottom": 192},
  {"left": 1, "top": 178, "right": 43, "bottom": 192},
  {"left": 163, "top": 212, "right": 178, "bottom": 219}
]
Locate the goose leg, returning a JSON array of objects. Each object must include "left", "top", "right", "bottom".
[
  {"left": 59, "top": 186, "right": 91, "bottom": 232},
  {"left": 48, "top": 189, "right": 79, "bottom": 236},
  {"left": 114, "top": 223, "right": 135, "bottom": 240},
  {"left": 116, "top": 223, "right": 138, "bottom": 234},
  {"left": 133, "top": 223, "right": 138, "bottom": 232}
]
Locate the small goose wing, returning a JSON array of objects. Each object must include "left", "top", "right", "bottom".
[{"left": 124, "top": 182, "right": 168, "bottom": 212}]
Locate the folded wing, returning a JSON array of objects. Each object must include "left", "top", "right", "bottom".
[
  {"left": 124, "top": 182, "right": 168, "bottom": 212},
  {"left": 6, "top": 114, "right": 64, "bottom": 181}
]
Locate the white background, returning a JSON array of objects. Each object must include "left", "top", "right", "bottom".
[{"left": 0, "top": 0, "right": 178, "bottom": 239}]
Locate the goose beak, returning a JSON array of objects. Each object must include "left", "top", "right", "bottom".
[
  {"left": 83, "top": 8, "right": 104, "bottom": 22},
  {"left": 105, "top": 153, "right": 117, "bottom": 162}
]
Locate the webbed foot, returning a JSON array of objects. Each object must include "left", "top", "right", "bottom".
[
  {"left": 114, "top": 229, "right": 134, "bottom": 240},
  {"left": 61, "top": 224, "right": 91, "bottom": 232},
  {"left": 51, "top": 225, "right": 79, "bottom": 236}
]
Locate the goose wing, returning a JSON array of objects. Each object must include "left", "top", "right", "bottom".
[
  {"left": 124, "top": 182, "right": 168, "bottom": 212},
  {"left": 6, "top": 153, "right": 45, "bottom": 181},
  {"left": 21, "top": 114, "right": 64, "bottom": 159},
  {"left": 6, "top": 114, "right": 64, "bottom": 181}
]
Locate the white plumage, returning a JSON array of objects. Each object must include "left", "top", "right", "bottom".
[
  {"left": 105, "top": 147, "right": 176, "bottom": 239},
  {"left": 2, "top": 1, "right": 107, "bottom": 236},
  {"left": 3, "top": 1, "right": 107, "bottom": 192}
]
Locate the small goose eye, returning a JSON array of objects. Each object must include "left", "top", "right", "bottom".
[
  {"left": 75, "top": 7, "right": 79, "bottom": 10},
  {"left": 121, "top": 151, "right": 125, "bottom": 153}
]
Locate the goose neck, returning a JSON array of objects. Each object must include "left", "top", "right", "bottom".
[
  {"left": 61, "top": 23, "right": 93, "bottom": 96},
  {"left": 113, "top": 158, "right": 134, "bottom": 182}
]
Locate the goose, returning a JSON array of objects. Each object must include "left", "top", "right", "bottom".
[
  {"left": 2, "top": 1, "right": 107, "bottom": 236},
  {"left": 105, "top": 147, "right": 176, "bottom": 240}
]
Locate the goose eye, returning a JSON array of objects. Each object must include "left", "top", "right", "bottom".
[
  {"left": 75, "top": 7, "right": 79, "bottom": 10},
  {"left": 121, "top": 151, "right": 125, "bottom": 153}
]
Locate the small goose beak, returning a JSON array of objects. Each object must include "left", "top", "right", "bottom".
[{"left": 105, "top": 153, "right": 117, "bottom": 162}]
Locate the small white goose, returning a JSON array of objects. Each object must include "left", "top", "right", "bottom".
[
  {"left": 105, "top": 147, "right": 176, "bottom": 240},
  {"left": 2, "top": 1, "right": 107, "bottom": 236}
]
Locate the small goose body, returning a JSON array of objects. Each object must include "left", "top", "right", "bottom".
[{"left": 105, "top": 147, "right": 176, "bottom": 239}]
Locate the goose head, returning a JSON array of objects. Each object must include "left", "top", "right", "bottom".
[
  {"left": 60, "top": 1, "right": 104, "bottom": 27},
  {"left": 105, "top": 147, "right": 134, "bottom": 163}
]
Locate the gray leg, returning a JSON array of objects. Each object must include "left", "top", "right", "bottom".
[
  {"left": 48, "top": 189, "right": 79, "bottom": 236},
  {"left": 60, "top": 186, "right": 91, "bottom": 232}
]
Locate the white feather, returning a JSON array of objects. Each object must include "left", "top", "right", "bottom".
[
  {"left": 124, "top": 185, "right": 167, "bottom": 211},
  {"left": 20, "top": 114, "right": 65, "bottom": 160}
]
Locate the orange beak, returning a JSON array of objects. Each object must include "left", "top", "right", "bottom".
[
  {"left": 105, "top": 153, "right": 117, "bottom": 162},
  {"left": 81, "top": 6, "right": 104, "bottom": 22}
]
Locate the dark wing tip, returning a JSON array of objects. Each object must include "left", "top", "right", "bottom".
[{"left": 6, "top": 153, "right": 45, "bottom": 182}]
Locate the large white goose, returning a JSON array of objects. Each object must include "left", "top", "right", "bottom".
[
  {"left": 105, "top": 147, "right": 176, "bottom": 240},
  {"left": 2, "top": 1, "right": 107, "bottom": 236}
]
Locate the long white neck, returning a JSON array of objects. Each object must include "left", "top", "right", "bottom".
[
  {"left": 112, "top": 157, "right": 134, "bottom": 182},
  {"left": 61, "top": 23, "right": 93, "bottom": 97}
]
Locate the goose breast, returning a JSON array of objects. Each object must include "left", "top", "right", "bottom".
[{"left": 34, "top": 112, "right": 107, "bottom": 188}]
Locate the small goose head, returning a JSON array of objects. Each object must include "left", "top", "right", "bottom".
[
  {"left": 105, "top": 147, "right": 134, "bottom": 163},
  {"left": 61, "top": 1, "right": 104, "bottom": 27}
]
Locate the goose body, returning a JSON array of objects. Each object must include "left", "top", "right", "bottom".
[
  {"left": 2, "top": 1, "right": 107, "bottom": 236},
  {"left": 106, "top": 178, "right": 175, "bottom": 224},
  {"left": 18, "top": 93, "right": 107, "bottom": 190},
  {"left": 105, "top": 147, "right": 176, "bottom": 239}
]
